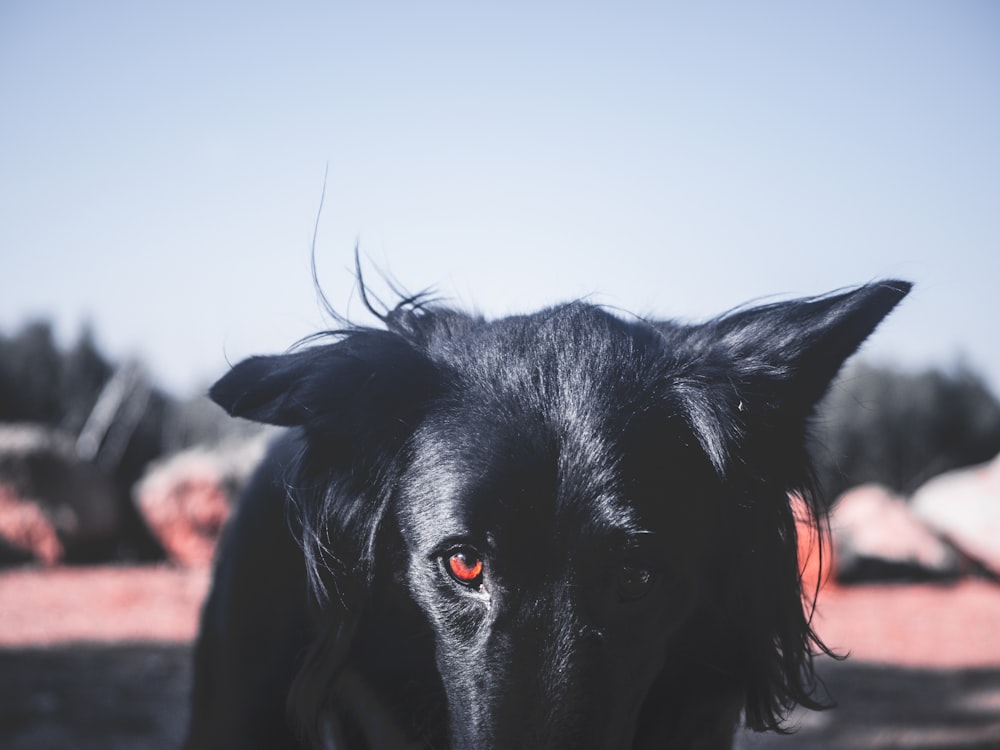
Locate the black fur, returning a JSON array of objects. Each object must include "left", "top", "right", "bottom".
[{"left": 187, "top": 278, "right": 910, "bottom": 749}]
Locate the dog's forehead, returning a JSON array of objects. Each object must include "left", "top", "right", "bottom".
[
  {"left": 399, "top": 306, "right": 691, "bottom": 547},
  {"left": 428, "top": 302, "right": 667, "bottom": 424}
]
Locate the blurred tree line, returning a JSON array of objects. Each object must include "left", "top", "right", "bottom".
[
  {"left": 811, "top": 361, "right": 1000, "bottom": 503},
  {"left": 0, "top": 320, "right": 254, "bottom": 450},
  {"left": 1, "top": 320, "right": 1000, "bottom": 510},
  {"left": 0, "top": 321, "right": 111, "bottom": 433}
]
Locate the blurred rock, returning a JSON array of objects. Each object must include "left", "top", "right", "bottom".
[
  {"left": 912, "top": 452, "right": 1000, "bottom": 578},
  {"left": 133, "top": 431, "right": 274, "bottom": 566},
  {"left": 0, "top": 424, "right": 119, "bottom": 565},
  {"left": 830, "top": 484, "right": 963, "bottom": 583},
  {"left": 0, "top": 486, "right": 62, "bottom": 564},
  {"left": 812, "top": 362, "right": 1000, "bottom": 501}
]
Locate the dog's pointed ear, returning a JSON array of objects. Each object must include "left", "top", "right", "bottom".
[
  {"left": 663, "top": 281, "right": 911, "bottom": 731},
  {"left": 667, "top": 280, "right": 911, "bottom": 477},
  {"left": 715, "top": 279, "right": 911, "bottom": 414},
  {"left": 210, "top": 329, "right": 441, "bottom": 454}
]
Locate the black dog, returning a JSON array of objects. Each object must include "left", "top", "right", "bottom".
[{"left": 187, "top": 276, "right": 910, "bottom": 749}]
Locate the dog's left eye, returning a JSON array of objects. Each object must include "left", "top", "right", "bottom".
[
  {"left": 617, "top": 565, "right": 654, "bottom": 601},
  {"left": 445, "top": 549, "right": 485, "bottom": 587}
]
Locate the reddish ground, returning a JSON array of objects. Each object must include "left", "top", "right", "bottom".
[
  {"left": 1, "top": 566, "right": 999, "bottom": 748},
  {"left": 0, "top": 566, "right": 210, "bottom": 646},
  {"left": 813, "top": 579, "right": 1000, "bottom": 669}
]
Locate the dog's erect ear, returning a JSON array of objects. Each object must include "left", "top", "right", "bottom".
[
  {"left": 671, "top": 280, "right": 911, "bottom": 474},
  {"left": 211, "top": 329, "right": 441, "bottom": 451},
  {"left": 211, "top": 331, "right": 443, "bottom": 748},
  {"left": 673, "top": 280, "right": 911, "bottom": 732},
  {"left": 713, "top": 279, "right": 911, "bottom": 414}
]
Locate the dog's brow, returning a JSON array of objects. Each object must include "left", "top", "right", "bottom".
[{"left": 581, "top": 489, "right": 648, "bottom": 540}]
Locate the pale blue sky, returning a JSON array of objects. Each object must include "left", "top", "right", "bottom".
[{"left": 1, "top": 2, "right": 998, "bottom": 396}]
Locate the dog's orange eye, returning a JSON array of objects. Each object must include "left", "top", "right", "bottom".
[{"left": 447, "top": 550, "right": 484, "bottom": 586}]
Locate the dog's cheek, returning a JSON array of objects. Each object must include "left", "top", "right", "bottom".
[
  {"left": 601, "top": 594, "right": 693, "bottom": 704},
  {"left": 406, "top": 560, "right": 490, "bottom": 644},
  {"left": 435, "top": 596, "right": 489, "bottom": 645}
]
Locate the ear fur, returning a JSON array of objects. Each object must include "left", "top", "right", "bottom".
[
  {"left": 665, "top": 280, "right": 911, "bottom": 732},
  {"left": 211, "top": 329, "right": 440, "bottom": 439},
  {"left": 209, "top": 327, "right": 443, "bottom": 594},
  {"left": 211, "top": 328, "right": 447, "bottom": 743},
  {"left": 711, "top": 279, "right": 912, "bottom": 413},
  {"left": 670, "top": 280, "right": 911, "bottom": 476}
]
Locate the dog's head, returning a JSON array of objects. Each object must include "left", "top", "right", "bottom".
[{"left": 211, "top": 280, "right": 910, "bottom": 749}]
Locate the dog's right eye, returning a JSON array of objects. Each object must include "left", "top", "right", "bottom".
[
  {"left": 445, "top": 549, "right": 485, "bottom": 587},
  {"left": 617, "top": 564, "right": 654, "bottom": 602}
]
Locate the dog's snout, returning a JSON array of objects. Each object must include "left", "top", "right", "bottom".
[{"left": 449, "top": 594, "right": 640, "bottom": 750}]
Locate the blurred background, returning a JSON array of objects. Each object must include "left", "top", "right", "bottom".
[{"left": 1, "top": 2, "right": 999, "bottom": 748}]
